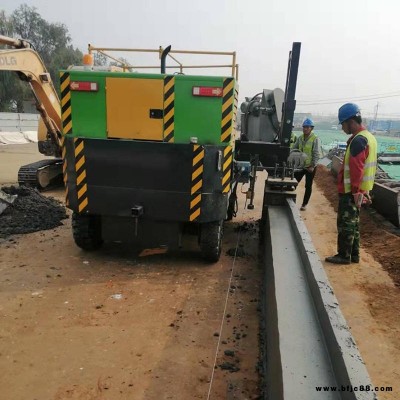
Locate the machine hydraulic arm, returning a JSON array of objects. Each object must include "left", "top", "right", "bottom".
[{"left": 0, "top": 35, "right": 62, "bottom": 157}]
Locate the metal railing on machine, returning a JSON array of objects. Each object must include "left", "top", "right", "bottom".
[{"left": 86, "top": 44, "right": 239, "bottom": 79}]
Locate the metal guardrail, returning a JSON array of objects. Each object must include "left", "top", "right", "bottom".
[
  {"left": 260, "top": 198, "right": 376, "bottom": 399},
  {"left": 87, "top": 45, "right": 239, "bottom": 79}
]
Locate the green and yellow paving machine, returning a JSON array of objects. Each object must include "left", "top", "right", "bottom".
[
  {"left": 60, "top": 46, "right": 239, "bottom": 261},
  {"left": 2, "top": 35, "right": 301, "bottom": 262}
]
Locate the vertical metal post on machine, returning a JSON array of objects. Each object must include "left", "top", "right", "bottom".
[
  {"left": 280, "top": 42, "right": 301, "bottom": 149},
  {"left": 260, "top": 42, "right": 301, "bottom": 211}
]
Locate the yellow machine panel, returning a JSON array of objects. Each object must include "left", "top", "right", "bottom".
[{"left": 106, "top": 78, "right": 164, "bottom": 140}]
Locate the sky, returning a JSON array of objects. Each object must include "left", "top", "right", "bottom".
[{"left": 2, "top": 0, "right": 400, "bottom": 119}]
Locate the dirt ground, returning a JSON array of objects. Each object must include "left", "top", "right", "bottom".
[
  {"left": 0, "top": 144, "right": 263, "bottom": 400},
  {"left": 0, "top": 143, "right": 46, "bottom": 185},
  {"left": 1, "top": 144, "right": 400, "bottom": 399},
  {"left": 0, "top": 216, "right": 262, "bottom": 400}
]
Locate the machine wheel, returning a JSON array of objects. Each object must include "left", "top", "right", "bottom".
[
  {"left": 199, "top": 221, "right": 223, "bottom": 263},
  {"left": 72, "top": 212, "right": 103, "bottom": 251}
]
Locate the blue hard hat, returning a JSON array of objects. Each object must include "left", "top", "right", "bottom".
[
  {"left": 302, "top": 118, "right": 314, "bottom": 127},
  {"left": 338, "top": 103, "right": 361, "bottom": 124}
]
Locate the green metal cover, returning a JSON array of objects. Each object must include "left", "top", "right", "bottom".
[
  {"left": 174, "top": 75, "right": 223, "bottom": 144},
  {"left": 60, "top": 70, "right": 235, "bottom": 145},
  {"left": 67, "top": 73, "right": 107, "bottom": 139}
]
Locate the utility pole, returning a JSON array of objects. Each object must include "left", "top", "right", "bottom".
[{"left": 372, "top": 102, "right": 379, "bottom": 132}]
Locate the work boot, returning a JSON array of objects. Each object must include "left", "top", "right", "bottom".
[
  {"left": 325, "top": 254, "right": 351, "bottom": 265},
  {"left": 351, "top": 256, "right": 360, "bottom": 263}
]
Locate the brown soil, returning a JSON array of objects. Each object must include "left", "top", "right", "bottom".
[
  {"left": 0, "top": 188, "right": 263, "bottom": 400},
  {"left": 315, "top": 166, "right": 400, "bottom": 287}
]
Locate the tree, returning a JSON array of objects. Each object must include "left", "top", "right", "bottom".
[
  {"left": 110, "top": 57, "right": 135, "bottom": 72},
  {"left": 0, "top": 4, "right": 83, "bottom": 112},
  {"left": 94, "top": 52, "right": 108, "bottom": 67}
]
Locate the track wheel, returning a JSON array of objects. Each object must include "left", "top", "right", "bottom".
[
  {"left": 199, "top": 221, "right": 223, "bottom": 262},
  {"left": 72, "top": 212, "right": 103, "bottom": 251}
]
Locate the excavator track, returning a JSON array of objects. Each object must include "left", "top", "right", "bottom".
[{"left": 18, "top": 158, "right": 63, "bottom": 190}]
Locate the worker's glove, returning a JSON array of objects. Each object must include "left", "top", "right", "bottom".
[{"left": 287, "top": 149, "right": 307, "bottom": 169}]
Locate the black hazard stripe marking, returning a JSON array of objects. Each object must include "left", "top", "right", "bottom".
[
  {"left": 163, "top": 76, "right": 175, "bottom": 143},
  {"left": 222, "top": 146, "right": 233, "bottom": 193},
  {"left": 190, "top": 145, "right": 204, "bottom": 222},
  {"left": 74, "top": 138, "right": 88, "bottom": 213},
  {"left": 61, "top": 137, "right": 69, "bottom": 207},
  {"left": 60, "top": 72, "right": 73, "bottom": 134},
  {"left": 221, "top": 78, "right": 234, "bottom": 143},
  {"left": 233, "top": 87, "right": 239, "bottom": 125}
]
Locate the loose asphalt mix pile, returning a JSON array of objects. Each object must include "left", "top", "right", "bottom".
[{"left": 0, "top": 186, "right": 67, "bottom": 239}]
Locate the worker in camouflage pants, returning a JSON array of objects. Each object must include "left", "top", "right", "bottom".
[{"left": 326, "top": 103, "right": 377, "bottom": 265}]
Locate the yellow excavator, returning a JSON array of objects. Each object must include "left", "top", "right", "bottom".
[{"left": 0, "top": 35, "right": 63, "bottom": 189}]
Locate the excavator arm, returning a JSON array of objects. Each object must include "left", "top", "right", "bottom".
[
  {"left": 0, "top": 35, "right": 62, "bottom": 157},
  {"left": 0, "top": 35, "right": 64, "bottom": 189}
]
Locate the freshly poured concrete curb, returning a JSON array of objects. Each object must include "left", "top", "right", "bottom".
[
  {"left": 261, "top": 198, "right": 377, "bottom": 399},
  {"left": 372, "top": 181, "right": 400, "bottom": 227}
]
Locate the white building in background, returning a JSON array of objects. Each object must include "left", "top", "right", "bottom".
[
  {"left": 0, "top": 112, "right": 39, "bottom": 144},
  {"left": 0, "top": 112, "right": 39, "bottom": 132}
]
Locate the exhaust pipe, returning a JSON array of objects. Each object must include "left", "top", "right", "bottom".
[{"left": 161, "top": 45, "right": 171, "bottom": 74}]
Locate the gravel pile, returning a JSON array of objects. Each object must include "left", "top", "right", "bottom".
[{"left": 0, "top": 186, "right": 67, "bottom": 238}]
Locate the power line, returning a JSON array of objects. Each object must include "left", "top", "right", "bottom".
[
  {"left": 298, "top": 90, "right": 400, "bottom": 103},
  {"left": 373, "top": 112, "right": 400, "bottom": 117},
  {"left": 298, "top": 91, "right": 400, "bottom": 105}
]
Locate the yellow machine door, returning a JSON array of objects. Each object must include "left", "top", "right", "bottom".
[{"left": 106, "top": 77, "right": 164, "bottom": 140}]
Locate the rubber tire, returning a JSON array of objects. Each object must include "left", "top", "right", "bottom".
[
  {"left": 72, "top": 212, "right": 103, "bottom": 251},
  {"left": 199, "top": 221, "right": 223, "bottom": 263}
]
